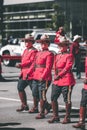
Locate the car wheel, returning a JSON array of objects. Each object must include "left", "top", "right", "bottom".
[{"left": 3, "top": 52, "right": 16, "bottom": 66}]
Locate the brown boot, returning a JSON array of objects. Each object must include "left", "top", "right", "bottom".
[
  {"left": 62, "top": 103, "right": 71, "bottom": 124},
  {"left": 44, "top": 101, "right": 52, "bottom": 115},
  {"left": 36, "top": 99, "right": 45, "bottom": 119},
  {"left": 16, "top": 104, "right": 29, "bottom": 112},
  {"left": 29, "top": 97, "right": 39, "bottom": 113},
  {"left": 48, "top": 101, "right": 60, "bottom": 123},
  {"left": 72, "top": 107, "right": 86, "bottom": 129},
  {"left": 35, "top": 113, "right": 45, "bottom": 119},
  {"left": 16, "top": 91, "right": 29, "bottom": 112}
]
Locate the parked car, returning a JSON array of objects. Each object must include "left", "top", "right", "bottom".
[
  {"left": 0, "top": 31, "right": 57, "bottom": 66},
  {"left": 0, "top": 39, "right": 25, "bottom": 66},
  {"left": 31, "top": 29, "right": 56, "bottom": 42}
]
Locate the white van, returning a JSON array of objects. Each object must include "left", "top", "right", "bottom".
[
  {"left": 0, "top": 31, "right": 59, "bottom": 66},
  {"left": 0, "top": 39, "right": 25, "bottom": 66}
]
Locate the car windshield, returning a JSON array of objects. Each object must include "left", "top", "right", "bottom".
[
  {"left": 35, "top": 34, "right": 56, "bottom": 43},
  {"left": 35, "top": 34, "right": 42, "bottom": 40},
  {"left": 49, "top": 35, "right": 55, "bottom": 43}
]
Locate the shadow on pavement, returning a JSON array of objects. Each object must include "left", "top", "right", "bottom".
[
  {"left": 0, "top": 79, "right": 18, "bottom": 82},
  {"left": 0, "top": 128, "right": 35, "bottom": 130},
  {"left": 0, "top": 122, "right": 21, "bottom": 126},
  {"left": 0, "top": 122, "right": 35, "bottom": 130}
]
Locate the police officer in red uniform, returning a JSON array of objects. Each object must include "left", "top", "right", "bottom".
[
  {"left": 29, "top": 34, "right": 54, "bottom": 119},
  {"left": 16, "top": 34, "right": 37, "bottom": 112},
  {"left": 48, "top": 37, "right": 76, "bottom": 123},
  {"left": 70, "top": 35, "right": 81, "bottom": 79},
  {"left": 73, "top": 49, "right": 87, "bottom": 129}
]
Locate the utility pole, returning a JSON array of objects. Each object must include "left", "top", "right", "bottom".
[
  {"left": 0, "top": 0, "right": 3, "bottom": 45},
  {"left": 69, "top": 0, "right": 72, "bottom": 39},
  {"left": 81, "top": 1, "right": 84, "bottom": 40}
]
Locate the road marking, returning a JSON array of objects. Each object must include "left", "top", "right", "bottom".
[
  {"left": 0, "top": 96, "right": 79, "bottom": 110},
  {"left": 0, "top": 97, "right": 33, "bottom": 103},
  {"left": 59, "top": 105, "right": 79, "bottom": 110}
]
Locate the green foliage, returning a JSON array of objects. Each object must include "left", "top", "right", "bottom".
[{"left": 52, "top": 2, "right": 65, "bottom": 30}]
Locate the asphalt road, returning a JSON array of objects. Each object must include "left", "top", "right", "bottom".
[{"left": 0, "top": 65, "right": 86, "bottom": 130}]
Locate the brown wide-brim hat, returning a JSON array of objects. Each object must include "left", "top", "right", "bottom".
[
  {"left": 57, "top": 36, "right": 70, "bottom": 47},
  {"left": 23, "top": 34, "right": 35, "bottom": 44},
  {"left": 36, "top": 34, "right": 50, "bottom": 45},
  {"left": 36, "top": 39, "right": 50, "bottom": 44}
]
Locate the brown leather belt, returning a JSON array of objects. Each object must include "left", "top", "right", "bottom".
[
  {"left": 55, "top": 69, "right": 62, "bottom": 74},
  {"left": 35, "top": 64, "right": 46, "bottom": 68},
  {"left": 55, "top": 69, "right": 72, "bottom": 74},
  {"left": 22, "top": 66, "right": 30, "bottom": 69}
]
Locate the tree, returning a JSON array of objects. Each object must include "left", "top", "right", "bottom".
[{"left": 52, "top": 3, "right": 65, "bottom": 30}]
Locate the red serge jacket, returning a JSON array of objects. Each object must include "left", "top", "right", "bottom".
[
  {"left": 84, "top": 57, "right": 87, "bottom": 90},
  {"left": 53, "top": 53, "right": 76, "bottom": 86},
  {"left": 84, "top": 84, "right": 87, "bottom": 90},
  {"left": 33, "top": 50, "right": 54, "bottom": 81},
  {"left": 0, "top": 57, "right": 2, "bottom": 73},
  {"left": 20, "top": 47, "right": 37, "bottom": 80},
  {"left": 70, "top": 41, "right": 80, "bottom": 56},
  {"left": 54, "top": 31, "right": 62, "bottom": 44},
  {"left": 85, "top": 57, "right": 87, "bottom": 77}
]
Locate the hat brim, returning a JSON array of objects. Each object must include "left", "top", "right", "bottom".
[
  {"left": 73, "top": 37, "right": 81, "bottom": 42},
  {"left": 36, "top": 39, "right": 50, "bottom": 44},
  {"left": 23, "top": 38, "right": 34, "bottom": 43},
  {"left": 57, "top": 40, "right": 70, "bottom": 46},
  {"left": 36, "top": 39, "right": 42, "bottom": 43}
]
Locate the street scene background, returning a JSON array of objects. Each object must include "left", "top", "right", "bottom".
[{"left": 0, "top": 64, "right": 86, "bottom": 130}]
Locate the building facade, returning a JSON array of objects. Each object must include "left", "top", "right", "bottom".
[{"left": 2, "top": 0, "right": 87, "bottom": 42}]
